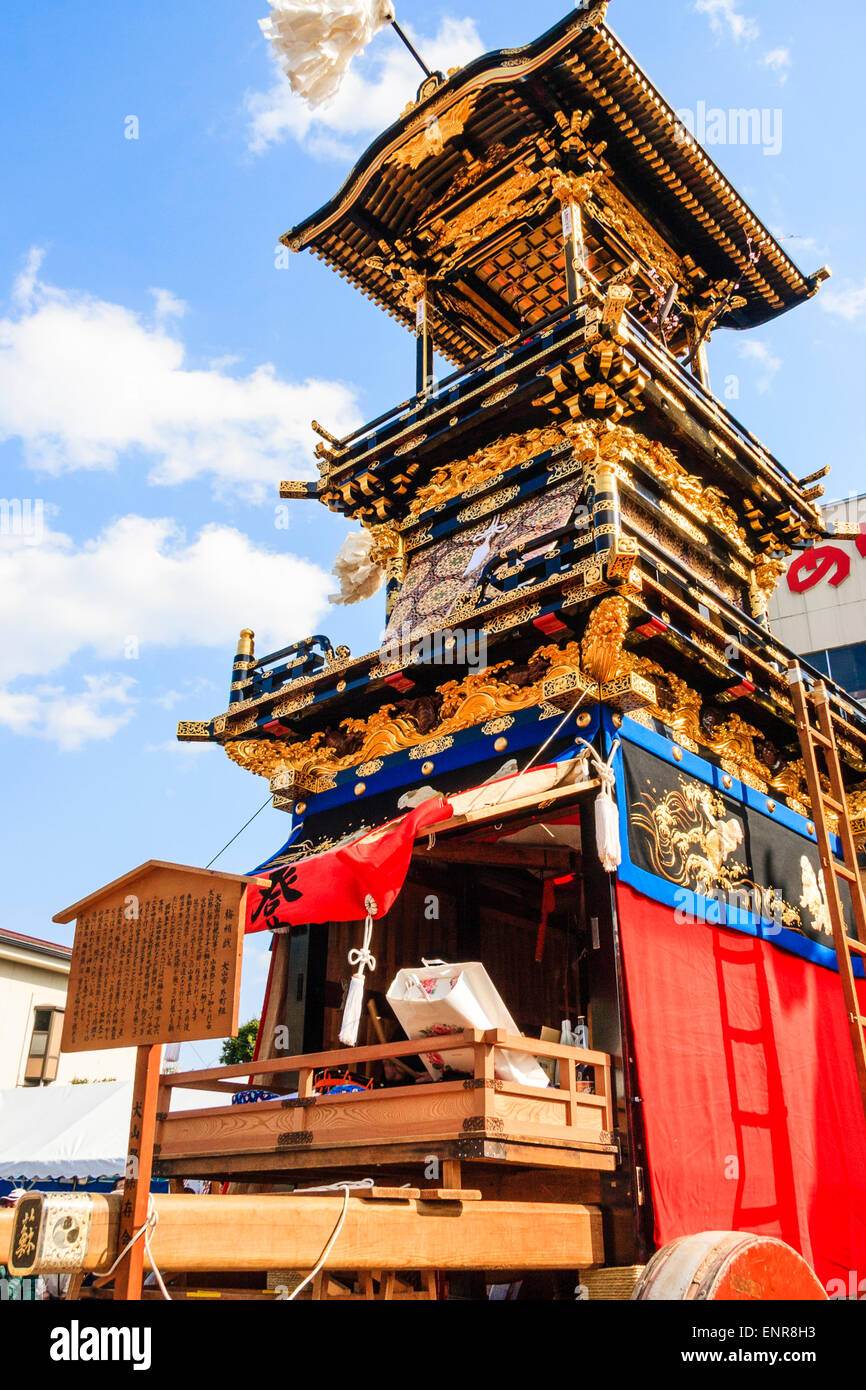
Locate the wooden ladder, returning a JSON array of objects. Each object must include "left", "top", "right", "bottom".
[{"left": 788, "top": 662, "right": 866, "bottom": 1119}]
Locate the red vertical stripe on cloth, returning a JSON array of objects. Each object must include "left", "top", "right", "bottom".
[{"left": 617, "top": 882, "right": 866, "bottom": 1288}]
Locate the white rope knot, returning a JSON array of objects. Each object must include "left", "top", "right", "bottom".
[
  {"left": 348, "top": 913, "right": 377, "bottom": 974},
  {"left": 596, "top": 760, "right": 616, "bottom": 794}
]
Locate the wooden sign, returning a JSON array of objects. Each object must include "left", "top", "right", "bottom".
[{"left": 54, "top": 860, "right": 258, "bottom": 1052}]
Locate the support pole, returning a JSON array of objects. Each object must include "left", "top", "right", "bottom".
[
  {"left": 561, "top": 200, "right": 586, "bottom": 305},
  {"left": 113, "top": 1043, "right": 162, "bottom": 1301},
  {"left": 415, "top": 290, "right": 433, "bottom": 395},
  {"left": 390, "top": 20, "right": 432, "bottom": 78},
  {"left": 586, "top": 454, "right": 621, "bottom": 572},
  {"left": 230, "top": 628, "right": 255, "bottom": 706}
]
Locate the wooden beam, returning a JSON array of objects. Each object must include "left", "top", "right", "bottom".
[
  {"left": 415, "top": 843, "right": 578, "bottom": 870},
  {"left": 156, "top": 1137, "right": 616, "bottom": 1183},
  {"left": 0, "top": 1210, "right": 12, "bottom": 1265},
  {"left": 62, "top": 1193, "right": 605, "bottom": 1274}
]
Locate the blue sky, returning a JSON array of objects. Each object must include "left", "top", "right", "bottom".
[{"left": 2, "top": 0, "right": 865, "bottom": 1060}]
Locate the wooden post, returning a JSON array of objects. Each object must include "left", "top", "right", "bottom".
[
  {"left": 415, "top": 288, "right": 432, "bottom": 395},
  {"left": 561, "top": 199, "right": 585, "bottom": 305},
  {"left": 473, "top": 1037, "right": 495, "bottom": 1128},
  {"left": 563, "top": 1052, "right": 578, "bottom": 1136},
  {"left": 114, "top": 1043, "right": 162, "bottom": 1301}
]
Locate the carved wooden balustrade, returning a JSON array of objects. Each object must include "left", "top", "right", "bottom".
[{"left": 153, "top": 1029, "right": 618, "bottom": 1185}]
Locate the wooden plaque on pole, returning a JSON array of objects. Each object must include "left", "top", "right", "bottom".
[{"left": 54, "top": 860, "right": 266, "bottom": 1300}]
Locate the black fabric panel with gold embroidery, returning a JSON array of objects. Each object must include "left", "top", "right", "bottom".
[{"left": 619, "top": 736, "right": 856, "bottom": 964}]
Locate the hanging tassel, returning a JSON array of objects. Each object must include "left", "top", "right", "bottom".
[
  {"left": 594, "top": 761, "right": 621, "bottom": 873},
  {"left": 570, "top": 735, "right": 622, "bottom": 874},
  {"left": 339, "top": 895, "right": 378, "bottom": 1046},
  {"left": 260, "top": 0, "right": 396, "bottom": 110}
]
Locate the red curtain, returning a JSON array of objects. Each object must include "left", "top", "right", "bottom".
[
  {"left": 245, "top": 797, "right": 452, "bottom": 932},
  {"left": 617, "top": 882, "right": 866, "bottom": 1289}
]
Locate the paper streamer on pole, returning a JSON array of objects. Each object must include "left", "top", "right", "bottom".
[{"left": 260, "top": 0, "right": 397, "bottom": 108}]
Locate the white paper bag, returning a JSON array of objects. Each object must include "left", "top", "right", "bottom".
[{"left": 386, "top": 961, "right": 549, "bottom": 1088}]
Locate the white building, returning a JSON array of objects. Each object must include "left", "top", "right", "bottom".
[
  {"left": 770, "top": 495, "right": 866, "bottom": 701},
  {"left": 0, "top": 929, "right": 137, "bottom": 1089}
]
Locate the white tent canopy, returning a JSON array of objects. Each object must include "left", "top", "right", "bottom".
[{"left": 0, "top": 1081, "right": 229, "bottom": 1182}]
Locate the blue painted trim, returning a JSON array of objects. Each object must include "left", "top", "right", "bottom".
[
  {"left": 249, "top": 819, "right": 306, "bottom": 875},
  {"left": 601, "top": 710, "right": 863, "bottom": 978},
  {"left": 300, "top": 700, "right": 603, "bottom": 820}
]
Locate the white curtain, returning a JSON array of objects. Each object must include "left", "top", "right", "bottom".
[{"left": 260, "top": 0, "right": 397, "bottom": 108}]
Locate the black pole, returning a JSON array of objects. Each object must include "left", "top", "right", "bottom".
[{"left": 390, "top": 19, "right": 433, "bottom": 78}]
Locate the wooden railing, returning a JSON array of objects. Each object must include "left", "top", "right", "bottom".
[{"left": 157, "top": 1030, "right": 616, "bottom": 1153}]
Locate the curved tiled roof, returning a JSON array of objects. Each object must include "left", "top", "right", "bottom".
[{"left": 284, "top": 4, "right": 822, "bottom": 363}]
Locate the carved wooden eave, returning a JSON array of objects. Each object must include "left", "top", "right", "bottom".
[
  {"left": 282, "top": 5, "right": 823, "bottom": 365},
  {"left": 281, "top": 299, "right": 824, "bottom": 554}
]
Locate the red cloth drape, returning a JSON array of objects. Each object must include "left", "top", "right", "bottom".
[
  {"left": 617, "top": 882, "right": 866, "bottom": 1289},
  {"left": 245, "top": 797, "right": 452, "bottom": 932}
]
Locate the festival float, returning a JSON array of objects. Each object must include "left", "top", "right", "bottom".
[{"left": 8, "top": 1, "right": 866, "bottom": 1302}]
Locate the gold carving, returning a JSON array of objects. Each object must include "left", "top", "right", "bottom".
[
  {"left": 581, "top": 596, "right": 630, "bottom": 684},
  {"left": 457, "top": 484, "right": 521, "bottom": 525},
  {"left": 427, "top": 161, "right": 548, "bottom": 274},
  {"left": 405, "top": 424, "right": 574, "bottom": 523},
  {"left": 847, "top": 783, "right": 866, "bottom": 843},
  {"left": 388, "top": 93, "right": 480, "bottom": 171},
  {"left": 224, "top": 641, "right": 585, "bottom": 782},
  {"left": 750, "top": 557, "right": 787, "bottom": 622},
  {"left": 482, "top": 716, "right": 515, "bottom": 736},
  {"left": 177, "top": 721, "right": 211, "bottom": 742},
  {"left": 357, "top": 759, "right": 384, "bottom": 776},
  {"left": 629, "top": 654, "right": 814, "bottom": 806},
  {"left": 588, "top": 178, "right": 687, "bottom": 285},
  {"left": 409, "top": 737, "right": 454, "bottom": 760}
]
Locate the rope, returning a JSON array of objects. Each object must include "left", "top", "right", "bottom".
[
  {"left": 286, "top": 1178, "right": 413, "bottom": 1301},
  {"left": 92, "top": 1206, "right": 172, "bottom": 1301},
  {"left": 286, "top": 1187, "right": 351, "bottom": 1301},
  {"left": 206, "top": 796, "right": 272, "bottom": 869},
  {"left": 464, "top": 685, "right": 592, "bottom": 813},
  {"left": 347, "top": 905, "right": 377, "bottom": 976}
]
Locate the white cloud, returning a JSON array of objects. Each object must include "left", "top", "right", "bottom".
[
  {"left": 819, "top": 280, "right": 866, "bottom": 322},
  {"left": 0, "top": 675, "right": 137, "bottom": 751},
  {"left": 246, "top": 16, "right": 484, "bottom": 157},
  {"left": 150, "top": 287, "right": 187, "bottom": 319},
  {"left": 0, "top": 252, "right": 361, "bottom": 496},
  {"left": 695, "top": 0, "right": 759, "bottom": 43},
  {"left": 12, "top": 246, "right": 46, "bottom": 309},
  {"left": 761, "top": 47, "right": 791, "bottom": 82},
  {"left": 145, "top": 738, "right": 210, "bottom": 758},
  {"left": 739, "top": 339, "right": 782, "bottom": 393},
  {"left": 0, "top": 515, "right": 334, "bottom": 688}
]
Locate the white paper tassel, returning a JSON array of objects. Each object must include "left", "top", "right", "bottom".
[
  {"left": 328, "top": 529, "right": 385, "bottom": 606},
  {"left": 338, "top": 898, "right": 378, "bottom": 1046},
  {"left": 594, "top": 767, "right": 621, "bottom": 873},
  {"left": 260, "top": 0, "right": 396, "bottom": 109}
]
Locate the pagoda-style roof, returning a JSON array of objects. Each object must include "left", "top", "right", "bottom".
[{"left": 284, "top": 2, "right": 825, "bottom": 363}]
